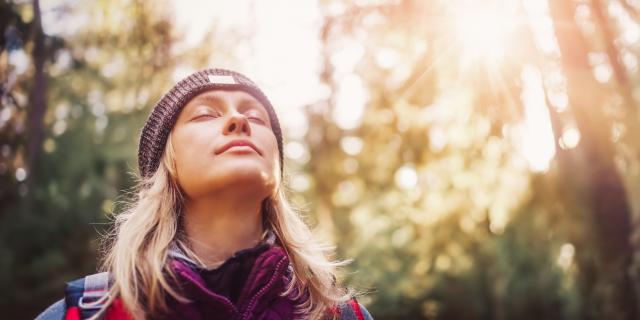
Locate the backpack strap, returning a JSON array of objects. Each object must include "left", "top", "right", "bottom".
[
  {"left": 79, "top": 272, "right": 111, "bottom": 309},
  {"left": 348, "top": 298, "right": 365, "bottom": 320},
  {"left": 35, "top": 298, "right": 66, "bottom": 320},
  {"left": 337, "top": 298, "right": 366, "bottom": 320},
  {"left": 64, "top": 272, "right": 112, "bottom": 320}
]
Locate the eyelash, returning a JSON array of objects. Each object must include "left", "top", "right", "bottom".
[
  {"left": 195, "top": 113, "right": 220, "bottom": 120},
  {"left": 248, "top": 116, "right": 266, "bottom": 124},
  {"left": 195, "top": 113, "right": 266, "bottom": 124}
]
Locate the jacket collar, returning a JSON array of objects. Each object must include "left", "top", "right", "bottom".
[
  {"left": 166, "top": 230, "right": 297, "bottom": 319},
  {"left": 168, "top": 229, "right": 277, "bottom": 270}
]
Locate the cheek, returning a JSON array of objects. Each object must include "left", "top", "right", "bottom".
[
  {"left": 260, "top": 134, "right": 280, "bottom": 166},
  {"left": 268, "top": 142, "right": 281, "bottom": 178},
  {"left": 171, "top": 130, "right": 209, "bottom": 174}
]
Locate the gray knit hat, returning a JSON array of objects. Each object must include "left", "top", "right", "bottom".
[{"left": 137, "top": 68, "right": 284, "bottom": 179}]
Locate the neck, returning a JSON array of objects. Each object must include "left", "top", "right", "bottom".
[{"left": 182, "top": 191, "right": 265, "bottom": 268}]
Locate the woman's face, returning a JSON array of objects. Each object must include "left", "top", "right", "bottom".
[{"left": 170, "top": 89, "right": 279, "bottom": 200}]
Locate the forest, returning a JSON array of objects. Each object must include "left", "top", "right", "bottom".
[{"left": 1, "top": 0, "right": 639, "bottom": 319}]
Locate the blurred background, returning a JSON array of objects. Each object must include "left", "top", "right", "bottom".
[{"left": 1, "top": 0, "right": 640, "bottom": 319}]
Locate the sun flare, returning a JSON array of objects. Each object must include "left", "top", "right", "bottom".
[{"left": 450, "top": 1, "right": 518, "bottom": 65}]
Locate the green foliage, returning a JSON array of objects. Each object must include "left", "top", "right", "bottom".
[
  {"left": 0, "top": 0, "right": 185, "bottom": 317},
  {"left": 1, "top": 0, "right": 639, "bottom": 319}
]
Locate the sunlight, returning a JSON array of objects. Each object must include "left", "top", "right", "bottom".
[
  {"left": 450, "top": 0, "right": 518, "bottom": 65},
  {"left": 333, "top": 73, "right": 368, "bottom": 130},
  {"left": 395, "top": 164, "right": 418, "bottom": 190},
  {"left": 559, "top": 127, "right": 581, "bottom": 150},
  {"left": 557, "top": 243, "right": 575, "bottom": 271},
  {"left": 519, "top": 65, "right": 556, "bottom": 172}
]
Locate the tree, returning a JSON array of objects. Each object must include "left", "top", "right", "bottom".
[{"left": 0, "top": 0, "right": 187, "bottom": 317}]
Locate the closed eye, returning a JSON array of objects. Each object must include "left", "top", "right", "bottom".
[
  {"left": 248, "top": 116, "right": 266, "bottom": 124},
  {"left": 194, "top": 113, "right": 220, "bottom": 120}
]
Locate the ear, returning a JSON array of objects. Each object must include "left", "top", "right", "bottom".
[
  {"left": 165, "top": 134, "right": 180, "bottom": 176},
  {"left": 162, "top": 133, "right": 184, "bottom": 190}
]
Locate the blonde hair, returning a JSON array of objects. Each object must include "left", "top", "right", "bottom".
[{"left": 98, "top": 135, "right": 353, "bottom": 319}]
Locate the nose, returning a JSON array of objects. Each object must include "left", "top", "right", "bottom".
[{"left": 222, "top": 112, "right": 251, "bottom": 136}]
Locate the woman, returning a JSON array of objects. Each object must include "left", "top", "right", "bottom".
[{"left": 37, "top": 68, "right": 372, "bottom": 319}]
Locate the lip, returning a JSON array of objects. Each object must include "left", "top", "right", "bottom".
[{"left": 216, "top": 139, "right": 262, "bottom": 155}]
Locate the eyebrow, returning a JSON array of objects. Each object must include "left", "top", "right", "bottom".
[{"left": 238, "top": 98, "right": 267, "bottom": 113}]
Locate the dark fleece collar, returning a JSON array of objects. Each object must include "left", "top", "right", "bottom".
[{"left": 165, "top": 230, "right": 304, "bottom": 319}]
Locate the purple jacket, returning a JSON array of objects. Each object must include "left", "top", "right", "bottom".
[
  {"left": 36, "top": 232, "right": 373, "bottom": 320},
  {"left": 165, "top": 243, "right": 307, "bottom": 320}
]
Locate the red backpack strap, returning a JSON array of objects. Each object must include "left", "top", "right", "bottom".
[
  {"left": 65, "top": 306, "right": 81, "bottom": 320},
  {"left": 348, "top": 298, "right": 365, "bottom": 320},
  {"left": 334, "top": 297, "right": 367, "bottom": 320}
]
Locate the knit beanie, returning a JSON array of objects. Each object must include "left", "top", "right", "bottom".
[{"left": 137, "top": 68, "right": 284, "bottom": 179}]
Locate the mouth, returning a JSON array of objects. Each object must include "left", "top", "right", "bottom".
[{"left": 216, "top": 139, "right": 262, "bottom": 155}]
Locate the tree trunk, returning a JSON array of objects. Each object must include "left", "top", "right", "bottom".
[
  {"left": 589, "top": 1, "right": 640, "bottom": 307},
  {"left": 548, "top": 1, "right": 637, "bottom": 319},
  {"left": 26, "top": 0, "right": 47, "bottom": 188}
]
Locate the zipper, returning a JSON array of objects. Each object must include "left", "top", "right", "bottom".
[{"left": 240, "top": 256, "right": 288, "bottom": 320}]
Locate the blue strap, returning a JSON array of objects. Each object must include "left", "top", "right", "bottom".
[
  {"left": 338, "top": 299, "right": 374, "bottom": 320},
  {"left": 78, "top": 272, "right": 111, "bottom": 319},
  {"left": 79, "top": 272, "right": 110, "bottom": 308},
  {"left": 357, "top": 303, "right": 374, "bottom": 320},
  {"left": 35, "top": 298, "right": 66, "bottom": 320},
  {"left": 61, "top": 272, "right": 112, "bottom": 319}
]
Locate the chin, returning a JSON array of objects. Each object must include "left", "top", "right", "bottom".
[
  {"left": 215, "top": 163, "right": 275, "bottom": 189},
  {"left": 219, "top": 172, "right": 274, "bottom": 200},
  {"left": 180, "top": 159, "right": 277, "bottom": 197},
  {"left": 227, "top": 168, "right": 269, "bottom": 183}
]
